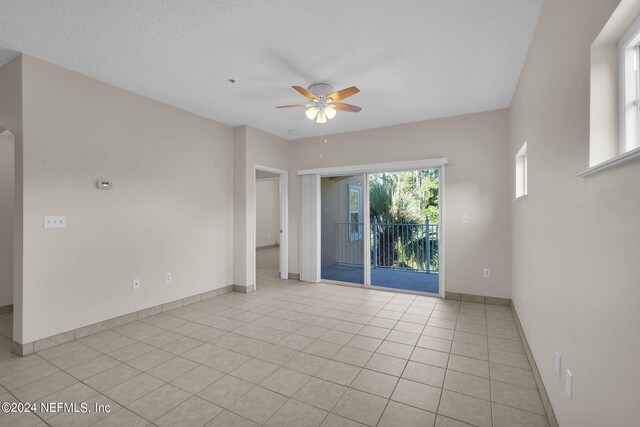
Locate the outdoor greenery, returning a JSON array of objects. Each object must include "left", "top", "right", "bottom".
[
  {"left": 368, "top": 170, "right": 439, "bottom": 272},
  {"left": 369, "top": 170, "right": 439, "bottom": 224}
]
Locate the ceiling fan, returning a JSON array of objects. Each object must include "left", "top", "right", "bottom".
[{"left": 276, "top": 83, "right": 361, "bottom": 124}]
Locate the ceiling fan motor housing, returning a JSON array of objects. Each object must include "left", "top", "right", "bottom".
[{"left": 309, "top": 83, "right": 334, "bottom": 99}]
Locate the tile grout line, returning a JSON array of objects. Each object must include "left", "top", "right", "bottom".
[
  {"left": 1, "top": 281, "right": 532, "bottom": 427},
  {"left": 57, "top": 334, "right": 192, "bottom": 426},
  {"left": 16, "top": 296, "right": 269, "bottom": 425},
  {"left": 435, "top": 298, "right": 460, "bottom": 424},
  {"left": 0, "top": 387, "right": 51, "bottom": 426}
]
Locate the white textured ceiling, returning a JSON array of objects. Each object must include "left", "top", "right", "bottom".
[{"left": 0, "top": 0, "right": 543, "bottom": 139}]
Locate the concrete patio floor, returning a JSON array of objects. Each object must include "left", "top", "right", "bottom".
[{"left": 321, "top": 264, "right": 439, "bottom": 294}]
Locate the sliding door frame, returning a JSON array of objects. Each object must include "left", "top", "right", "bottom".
[{"left": 298, "top": 158, "right": 448, "bottom": 298}]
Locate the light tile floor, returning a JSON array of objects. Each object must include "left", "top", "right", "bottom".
[
  {"left": 0, "top": 279, "right": 550, "bottom": 426},
  {"left": 256, "top": 247, "right": 280, "bottom": 289}
]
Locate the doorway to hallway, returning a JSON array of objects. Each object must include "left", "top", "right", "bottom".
[
  {"left": 0, "top": 129, "right": 15, "bottom": 340},
  {"left": 254, "top": 165, "right": 289, "bottom": 290}
]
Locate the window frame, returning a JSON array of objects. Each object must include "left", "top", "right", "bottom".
[
  {"left": 515, "top": 142, "right": 528, "bottom": 200},
  {"left": 347, "top": 184, "right": 363, "bottom": 241},
  {"left": 618, "top": 15, "right": 640, "bottom": 153}
]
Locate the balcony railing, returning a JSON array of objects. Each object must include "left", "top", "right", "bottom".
[{"left": 334, "top": 219, "right": 439, "bottom": 273}]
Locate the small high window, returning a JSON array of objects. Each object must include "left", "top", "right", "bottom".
[
  {"left": 619, "top": 16, "right": 640, "bottom": 152},
  {"left": 585, "top": 1, "right": 640, "bottom": 176},
  {"left": 515, "top": 142, "right": 528, "bottom": 199}
]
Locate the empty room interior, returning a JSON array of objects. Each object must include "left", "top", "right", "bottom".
[{"left": 0, "top": 1, "right": 638, "bottom": 426}]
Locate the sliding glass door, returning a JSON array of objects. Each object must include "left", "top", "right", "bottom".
[
  {"left": 313, "top": 167, "right": 443, "bottom": 296},
  {"left": 368, "top": 169, "right": 440, "bottom": 294},
  {"left": 320, "top": 175, "right": 366, "bottom": 285}
]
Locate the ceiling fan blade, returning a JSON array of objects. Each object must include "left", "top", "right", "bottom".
[
  {"left": 275, "top": 104, "right": 308, "bottom": 108},
  {"left": 332, "top": 102, "right": 362, "bottom": 112},
  {"left": 327, "top": 86, "right": 360, "bottom": 102},
  {"left": 292, "top": 86, "right": 318, "bottom": 99}
]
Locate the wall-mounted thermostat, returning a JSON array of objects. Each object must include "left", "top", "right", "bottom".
[{"left": 96, "top": 180, "right": 112, "bottom": 190}]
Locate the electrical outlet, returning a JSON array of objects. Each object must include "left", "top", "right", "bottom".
[
  {"left": 165, "top": 273, "right": 172, "bottom": 284},
  {"left": 554, "top": 352, "right": 561, "bottom": 377},
  {"left": 565, "top": 369, "right": 573, "bottom": 398},
  {"left": 132, "top": 279, "right": 141, "bottom": 290},
  {"left": 44, "top": 216, "right": 66, "bottom": 228},
  {"left": 483, "top": 268, "right": 491, "bottom": 278}
]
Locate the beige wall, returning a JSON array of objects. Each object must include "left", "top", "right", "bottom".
[
  {"left": 233, "top": 126, "right": 248, "bottom": 287},
  {"left": 509, "top": 0, "right": 640, "bottom": 425},
  {"left": 233, "top": 125, "right": 288, "bottom": 288},
  {"left": 589, "top": 44, "right": 620, "bottom": 165},
  {"left": 0, "top": 55, "right": 23, "bottom": 341},
  {"left": 0, "top": 132, "right": 14, "bottom": 307},
  {"left": 289, "top": 110, "right": 512, "bottom": 298},
  {"left": 255, "top": 179, "right": 279, "bottom": 248},
  {"left": 19, "top": 55, "right": 235, "bottom": 343}
]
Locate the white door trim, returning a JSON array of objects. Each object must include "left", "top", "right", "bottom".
[
  {"left": 438, "top": 165, "right": 446, "bottom": 298},
  {"left": 297, "top": 158, "right": 448, "bottom": 176},
  {"left": 254, "top": 164, "right": 289, "bottom": 285},
  {"left": 363, "top": 173, "right": 371, "bottom": 287}
]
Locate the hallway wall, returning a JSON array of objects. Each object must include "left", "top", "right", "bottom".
[
  {"left": 255, "top": 179, "right": 279, "bottom": 248},
  {"left": 0, "top": 55, "right": 23, "bottom": 341},
  {"left": 0, "top": 132, "right": 14, "bottom": 307},
  {"left": 233, "top": 125, "right": 289, "bottom": 289}
]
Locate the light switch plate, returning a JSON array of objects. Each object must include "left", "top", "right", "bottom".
[
  {"left": 462, "top": 214, "right": 469, "bottom": 224},
  {"left": 44, "top": 216, "right": 66, "bottom": 228},
  {"left": 132, "top": 279, "right": 141, "bottom": 290},
  {"left": 565, "top": 369, "right": 572, "bottom": 398}
]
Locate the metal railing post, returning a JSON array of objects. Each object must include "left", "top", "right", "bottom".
[
  {"left": 372, "top": 218, "right": 378, "bottom": 269},
  {"left": 425, "top": 217, "right": 430, "bottom": 273}
]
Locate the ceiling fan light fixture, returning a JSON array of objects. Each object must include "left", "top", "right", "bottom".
[
  {"left": 305, "top": 106, "right": 318, "bottom": 120},
  {"left": 276, "top": 84, "right": 360, "bottom": 124},
  {"left": 324, "top": 106, "right": 336, "bottom": 119},
  {"left": 316, "top": 110, "right": 327, "bottom": 124}
]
